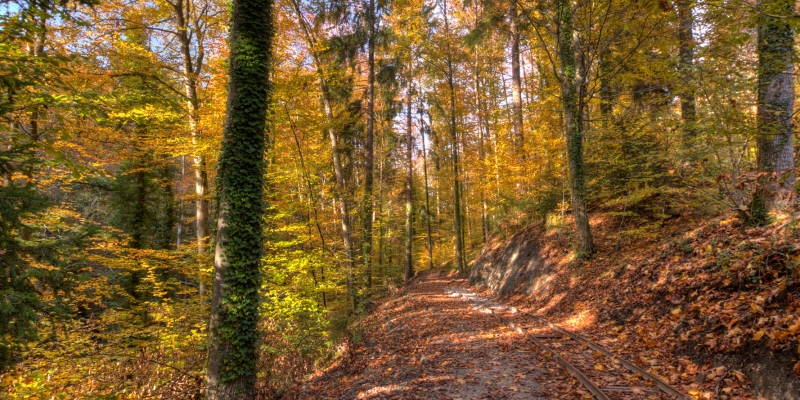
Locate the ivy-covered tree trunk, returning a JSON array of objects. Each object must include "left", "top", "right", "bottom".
[
  {"left": 749, "top": 0, "right": 795, "bottom": 225},
  {"left": 557, "top": 0, "right": 594, "bottom": 258},
  {"left": 404, "top": 85, "right": 414, "bottom": 282},
  {"left": 205, "top": 0, "right": 273, "bottom": 395},
  {"left": 677, "top": 0, "right": 697, "bottom": 140}
]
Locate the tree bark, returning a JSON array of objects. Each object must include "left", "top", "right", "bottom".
[
  {"left": 363, "top": 0, "right": 376, "bottom": 289},
  {"left": 205, "top": 0, "right": 273, "bottom": 394},
  {"left": 173, "top": 0, "right": 210, "bottom": 295},
  {"left": 441, "top": 0, "right": 465, "bottom": 273},
  {"left": 557, "top": 0, "right": 594, "bottom": 258},
  {"left": 404, "top": 84, "right": 414, "bottom": 282},
  {"left": 750, "top": 0, "right": 795, "bottom": 225},
  {"left": 677, "top": 0, "right": 697, "bottom": 140},
  {"left": 475, "top": 48, "right": 489, "bottom": 245},
  {"left": 598, "top": 51, "right": 615, "bottom": 121},
  {"left": 509, "top": 1, "right": 524, "bottom": 155},
  {"left": 419, "top": 100, "right": 435, "bottom": 270}
]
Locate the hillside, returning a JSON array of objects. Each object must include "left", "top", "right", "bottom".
[{"left": 469, "top": 213, "right": 800, "bottom": 399}]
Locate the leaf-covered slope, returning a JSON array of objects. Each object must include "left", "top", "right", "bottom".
[{"left": 470, "top": 213, "right": 800, "bottom": 399}]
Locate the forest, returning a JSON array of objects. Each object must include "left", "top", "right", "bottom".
[{"left": 0, "top": 0, "right": 798, "bottom": 397}]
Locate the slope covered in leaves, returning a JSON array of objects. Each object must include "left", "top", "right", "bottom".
[{"left": 472, "top": 213, "right": 800, "bottom": 399}]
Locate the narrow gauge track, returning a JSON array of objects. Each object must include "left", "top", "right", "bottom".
[{"left": 445, "top": 287, "right": 689, "bottom": 400}]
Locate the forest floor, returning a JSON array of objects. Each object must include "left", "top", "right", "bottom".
[
  {"left": 288, "top": 212, "right": 800, "bottom": 400},
  {"left": 291, "top": 272, "right": 561, "bottom": 399},
  {"left": 290, "top": 271, "right": 691, "bottom": 400}
]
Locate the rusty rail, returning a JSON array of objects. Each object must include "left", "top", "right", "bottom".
[
  {"left": 448, "top": 288, "right": 690, "bottom": 400},
  {"left": 516, "top": 309, "right": 689, "bottom": 400},
  {"left": 491, "top": 310, "right": 612, "bottom": 400}
]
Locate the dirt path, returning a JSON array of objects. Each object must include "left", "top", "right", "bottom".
[{"left": 296, "top": 272, "right": 643, "bottom": 399}]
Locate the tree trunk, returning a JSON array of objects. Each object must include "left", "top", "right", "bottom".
[
  {"left": 194, "top": 156, "right": 209, "bottom": 295},
  {"left": 750, "top": 0, "right": 795, "bottom": 225},
  {"left": 404, "top": 84, "right": 414, "bottom": 282},
  {"left": 420, "top": 100, "right": 435, "bottom": 270},
  {"left": 289, "top": 0, "right": 356, "bottom": 309},
  {"left": 442, "top": 0, "right": 465, "bottom": 273},
  {"left": 363, "top": 0, "right": 376, "bottom": 288},
  {"left": 475, "top": 49, "right": 489, "bottom": 244},
  {"left": 377, "top": 134, "right": 386, "bottom": 279},
  {"left": 205, "top": 0, "right": 273, "bottom": 395},
  {"left": 326, "top": 89, "right": 356, "bottom": 312},
  {"left": 173, "top": 0, "right": 210, "bottom": 295},
  {"left": 557, "top": 0, "right": 594, "bottom": 258},
  {"left": 598, "top": 51, "right": 615, "bottom": 121},
  {"left": 677, "top": 0, "right": 697, "bottom": 140},
  {"left": 177, "top": 155, "right": 185, "bottom": 248},
  {"left": 509, "top": 1, "right": 524, "bottom": 155}
]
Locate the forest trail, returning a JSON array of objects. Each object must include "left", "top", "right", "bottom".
[{"left": 294, "top": 271, "right": 682, "bottom": 399}]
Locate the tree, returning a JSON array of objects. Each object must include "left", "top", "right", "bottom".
[
  {"left": 363, "top": 0, "right": 377, "bottom": 288},
  {"left": 676, "top": 0, "right": 697, "bottom": 141},
  {"left": 288, "top": 0, "right": 356, "bottom": 310},
  {"left": 170, "top": 0, "right": 214, "bottom": 295},
  {"left": 0, "top": 146, "right": 48, "bottom": 369},
  {"left": 556, "top": 0, "right": 594, "bottom": 258},
  {"left": 404, "top": 82, "right": 414, "bottom": 281},
  {"left": 205, "top": 0, "right": 274, "bottom": 395},
  {"left": 748, "top": 0, "right": 795, "bottom": 225},
  {"left": 439, "top": 0, "right": 466, "bottom": 273},
  {"left": 509, "top": 0, "right": 524, "bottom": 154},
  {"left": 419, "top": 98, "right": 435, "bottom": 270}
]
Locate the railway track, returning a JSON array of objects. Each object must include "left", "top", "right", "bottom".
[{"left": 445, "top": 287, "right": 690, "bottom": 400}]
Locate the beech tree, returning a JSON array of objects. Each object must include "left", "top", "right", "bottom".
[{"left": 205, "top": 0, "right": 274, "bottom": 395}]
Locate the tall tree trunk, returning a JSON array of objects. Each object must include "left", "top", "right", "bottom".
[
  {"left": 441, "top": 0, "right": 465, "bottom": 273},
  {"left": 419, "top": 100, "right": 434, "bottom": 270},
  {"left": 429, "top": 110, "right": 442, "bottom": 246},
  {"left": 325, "top": 88, "right": 356, "bottom": 312},
  {"left": 750, "top": 0, "right": 796, "bottom": 225},
  {"left": 173, "top": 0, "right": 210, "bottom": 295},
  {"left": 377, "top": 135, "right": 386, "bottom": 279},
  {"left": 289, "top": 0, "right": 356, "bottom": 309},
  {"left": 363, "top": 0, "right": 376, "bottom": 288},
  {"left": 475, "top": 49, "right": 489, "bottom": 244},
  {"left": 557, "top": 0, "right": 595, "bottom": 258},
  {"left": 404, "top": 84, "right": 414, "bottom": 281},
  {"left": 677, "top": 0, "right": 697, "bottom": 140},
  {"left": 205, "top": 0, "right": 273, "bottom": 395},
  {"left": 509, "top": 1, "right": 524, "bottom": 155},
  {"left": 194, "top": 156, "right": 209, "bottom": 295}
]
